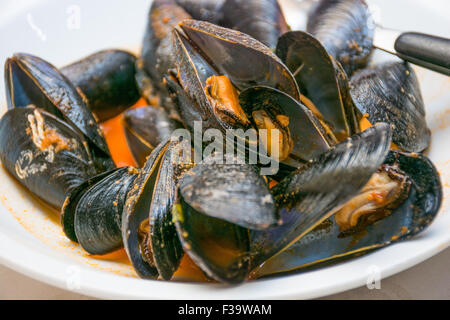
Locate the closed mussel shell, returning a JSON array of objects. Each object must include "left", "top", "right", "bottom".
[
  {"left": 307, "top": 0, "right": 374, "bottom": 76},
  {"left": 0, "top": 106, "right": 97, "bottom": 208},
  {"left": 72, "top": 167, "right": 138, "bottom": 255},
  {"left": 61, "top": 50, "right": 140, "bottom": 122},
  {"left": 4, "top": 53, "right": 112, "bottom": 163},
  {"left": 220, "top": 0, "right": 290, "bottom": 49},
  {"left": 253, "top": 151, "right": 442, "bottom": 278},
  {"left": 123, "top": 137, "right": 190, "bottom": 280}
]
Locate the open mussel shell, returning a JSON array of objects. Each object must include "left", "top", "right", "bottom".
[
  {"left": 253, "top": 151, "right": 442, "bottom": 278},
  {"left": 220, "top": 0, "right": 290, "bottom": 49},
  {"left": 175, "top": 0, "right": 225, "bottom": 23},
  {"left": 173, "top": 155, "right": 278, "bottom": 283},
  {"left": 172, "top": 28, "right": 246, "bottom": 133},
  {"left": 123, "top": 137, "right": 191, "bottom": 280},
  {"left": 123, "top": 106, "right": 182, "bottom": 167},
  {"left": 177, "top": 19, "right": 300, "bottom": 100},
  {"left": 0, "top": 107, "right": 97, "bottom": 208},
  {"left": 276, "top": 31, "right": 359, "bottom": 139},
  {"left": 307, "top": 0, "right": 374, "bottom": 76},
  {"left": 61, "top": 50, "right": 140, "bottom": 122},
  {"left": 5, "top": 54, "right": 110, "bottom": 155},
  {"left": 141, "top": 0, "right": 192, "bottom": 120},
  {"left": 350, "top": 61, "right": 430, "bottom": 153},
  {"left": 173, "top": 197, "right": 250, "bottom": 284},
  {"left": 61, "top": 167, "right": 138, "bottom": 255},
  {"left": 250, "top": 123, "right": 392, "bottom": 270},
  {"left": 179, "top": 157, "right": 278, "bottom": 230},
  {"left": 4, "top": 53, "right": 114, "bottom": 172},
  {"left": 240, "top": 86, "right": 333, "bottom": 165}
]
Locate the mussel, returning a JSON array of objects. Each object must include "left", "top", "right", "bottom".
[
  {"left": 250, "top": 123, "right": 392, "bottom": 269},
  {"left": 174, "top": 154, "right": 278, "bottom": 283},
  {"left": 61, "top": 49, "right": 141, "bottom": 122},
  {"left": 61, "top": 167, "right": 138, "bottom": 254},
  {"left": 220, "top": 0, "right": 290, "bottom": 49},
  {"left": 175, "top": 0, "right": 225, "bottom": 24},
  {"left": 276, "top": 31, "right": 360, "bottom": 140},
  {"left": 123, "top": 137, "right": 192, "bottom": 280},
  {"left": 253, "top": 150, "right": 442, "bottom": 278},
  {"left": 0, "top": 106, "right": 97, "bottom": 208},
  {"left": 350, "top": 61, "right": 430, "bottom": 153},
  {"left": 170, "top": 20, "right": 317, "bottom": 166},
  {"left": 123, "top": 106, "right": 182, "bottom": 167},
  {"left": 140, "top": 0, "right": 191, "bottom": 119},
  {"left": 307, "top": 0, "right": 374, "bottom": 76},
  {"left": 4, "top": 53, "right": 114, "bottom": 173}
]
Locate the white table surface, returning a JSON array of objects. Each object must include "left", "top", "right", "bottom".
[{"left": 1, "top": 248, "right": 449, "bottom": 300}]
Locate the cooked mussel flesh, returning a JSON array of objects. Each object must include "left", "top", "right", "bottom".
[{"left": 123, "top": 137, "right": 192, "bottom": 279}]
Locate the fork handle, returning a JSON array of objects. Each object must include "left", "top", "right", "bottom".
[{"left": 395, "top": 32, "right": 450, "bottom": 76}]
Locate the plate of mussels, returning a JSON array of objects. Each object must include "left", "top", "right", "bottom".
[{"left": 0, "top": 0, "right": 449, "bottom": 299}]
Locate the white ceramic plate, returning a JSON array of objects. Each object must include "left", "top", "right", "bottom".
[{"left": 0, "top": 0, "right": 449, "bottom": 300}]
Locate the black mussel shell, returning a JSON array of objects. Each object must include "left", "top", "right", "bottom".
[
  {"left": 307, "top": 0, "right": 374, "bottom": 76},
  {"left": 173, "top": 196, "right": 250, "bottom": 284},
  {"left": 175, "top": 0, "right": 225, "bottom": 23},
  {"left": 350, "top": 61, "right": 430, "bottom": 153},
  {"left": 177, "top": 19, "right": 300, "bottom": 100},
  {"left": 62, "top": 167, "right": 138, "bottom": 255},
  {"left": 253, "top": 151, "right": 442, "bottom": 278},
  {"left": 122, "top": 140, "right": 169, "bottom": 279},
  {"left": 178, "top": 157, "right": 278, "bottom": 230},
  {"left": 172, "top": 29, "right": 243, "bottom": 133},
  {"left": 61, "top": 169, "right": 117, "bottom": 242},
  {"left": 61, "top": 50, "right": 140, "bottom": 122},
  {"left": 276, "top": 31, "right": 359, "bottom": 139},
  {"left": 165, "top": 74, "right": 216, "bottom": 134},
  {"left": 141, "top": 0, "right": 191, "bottom": 88},
  {"left": 4, "top": 53, "right": 114, "bottom": 172},
  {"left": 240, "top": 86, "right": 333, "bottom": 165},
  {"left": 0, "top": 107, "right": 97, "bottom": 208},
  {"left": 123, "top": 106, "right": 182, "bottom": 167},
  {"left": 123, "top": 137, "right": 190, "bottom": 280},
  {"left": 220, "top": 0, "right": 290, "bottom": 49},
  {"left": 250, "top": 123, "right": 392, "bottom": 269},
  {"left": 141, "top": 0, "right": 192, "bottom": 120}
]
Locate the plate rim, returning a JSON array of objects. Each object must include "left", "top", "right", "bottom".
[{"left": 0, "top": 0, "right": 449, "bottom": 300}]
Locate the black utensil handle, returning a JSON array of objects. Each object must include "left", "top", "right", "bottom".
[{"left": 395, "top": 32, "right": 450, "bottom": 76}]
